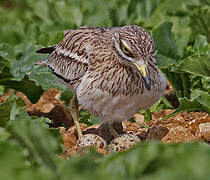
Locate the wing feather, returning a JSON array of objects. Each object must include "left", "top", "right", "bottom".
[{"left": 36, "top": 29, "right": 93, "bottom": 84}]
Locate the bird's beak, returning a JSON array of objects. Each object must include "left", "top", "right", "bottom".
[{"left": 133, "top": 62, "right": 151, "bottom": 91}]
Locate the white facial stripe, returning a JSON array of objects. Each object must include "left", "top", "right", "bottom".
[{"left": 56, "top": 47, "right": 88, "bottom": 63}]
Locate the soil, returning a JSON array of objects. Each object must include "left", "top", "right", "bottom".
[{"left": 1, "top": 81, "right": 209, "bottom": 155}]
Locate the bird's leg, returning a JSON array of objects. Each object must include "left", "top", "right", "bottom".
[
  {"left": 105, "top": 123, "right": 119, "bottom": 138},
  {"left": 69, "top": 95, "right": 83, "bottom": 139}
]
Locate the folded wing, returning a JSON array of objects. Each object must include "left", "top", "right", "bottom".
[{"left": 36, "top": 29, "right": 92, "bottom": 84}]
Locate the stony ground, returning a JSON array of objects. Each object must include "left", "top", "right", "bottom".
[{"left": 1, "top": 84, "right": 209, "bottom": 155}]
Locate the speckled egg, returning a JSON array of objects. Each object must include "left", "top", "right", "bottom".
[
  {"left": 108, "top": 133, "right": 141, "bottom": 152},
  {"left": 77, "top": 134, "right": 107, "bottom": 149}
]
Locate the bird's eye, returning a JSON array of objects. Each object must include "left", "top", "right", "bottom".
[
  {"left": 121, "top": 44, "right": 133, "bottom": 58},
  {"left": 122, "top": 44, "right": 130, "bottom": 54}
]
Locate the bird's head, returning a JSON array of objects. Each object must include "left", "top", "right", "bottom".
[{"left": 112, "top": 25, "right": 156, "bottom": 91}]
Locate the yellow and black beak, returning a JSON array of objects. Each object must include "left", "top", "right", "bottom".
[{"left": 133, "top": 62, "right": 151, "bottom": 91}]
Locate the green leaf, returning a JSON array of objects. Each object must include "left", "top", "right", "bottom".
[
  {"left": 60, "top": 89, "right": 74, "bottom": 106},
  {"left": 0, "top": 94, "right": 25, "bottom": 127},
  {"left": 34, "top": 1, "right": 51, "bottom": 24},
  {"left": 176, "top": 54, "right": 210, "bottom": 78},
  {"left": 88, "top": 115, "right": 101, "bottom": 125},
  {"left": 141, "top": 96, "right": 174, "bottom": 122},
  {"left": 0, "top": 141, "right": 30, "bottom": 180},
  {"left": 7, "top": 109, "right": 62, "bottom": 171},
  {"left": 99, "top": 142, "right": 210, "bottom": 180},
  {"left": 163, "top": 97, "right": 203, "bottom": 119},
  {"left": 80, "top": 110, "right": 101, "bottom": 126},
  {"left": 190, "top": 6, "right": 210, "bottom": 42},
  {"left": 0, "top": 43, "right": 14, "bottom": 73},
  {"left": 0, "top": 141, "right": 56, "bottom": 180},
  {"left": 0, "top": 68, "right": 44, "bottom": 103},
  {"left": 9, "top": 45, "right": 68, "bottom": 102},
  {"left": 11, "top": 45, "right": 67, "bottom": 91},
  {"left": 161, "top": 96, "right": 174, "bottom": 108},
  {"left": 28, "top": 66, "right": 67, "bottom": 91},
  {"left": 173, "top": 16, "right": 191, "bottom": 58},
  {"left": 152, "top": 22, "right": 179, "bottom": 60},
  {"left": 191, "top": 89, "right": 210, "bottom": 111},
  {"left": 156, "top": 54, "right": 176, "bottom": 68},
  {"left": 37, "top": 31, "right": 64, "bottom": 46},
  {"left": 11, "top": 45, "right": 47, "bottom": 81},
  {"left": 0, "top": 127, "right": 10, "bottom": 141},
  {"left": 193, "top": 35, "right": 209, "bottom": 55},
  {"left": 161, "top": 68, "right": 188, "bottom": 98},
  {"left": 143, "top": 109, "right": 152, "bottom": 122},
  {"left": 149, "top": 96, "right": 174, "bottom": 113}
]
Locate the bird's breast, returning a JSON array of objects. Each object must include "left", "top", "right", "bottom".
[{"left": 76, "top": 72, "right": 166, "bottom": 123}]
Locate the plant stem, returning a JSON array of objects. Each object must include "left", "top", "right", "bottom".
[{"left": 181, "top": 73, "right": 189, "bottom": 98}]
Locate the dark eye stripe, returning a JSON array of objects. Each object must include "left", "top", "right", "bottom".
[{"left": 125, "top": 52, "right": 134, "bottom": 58}]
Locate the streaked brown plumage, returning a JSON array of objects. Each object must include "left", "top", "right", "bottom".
[{"left": 36, "top": 25, "right": 166, "bottom": 137}]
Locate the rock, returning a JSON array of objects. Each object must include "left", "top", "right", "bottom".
[
  {"left": 108, "top": 133, "right": 140, "bottom": 152},
  {"left": 28, "top": 104, "right": 74, "bottom": 128},
  {"left": 199, "top": 123, "right": 210, "bottom": 143},
  {"left": 134, "top": 113, "right": 145, "bottom": 123},
  {"left": 146, "top": 125, "right": 169, "bottom": 141},
  {"left": 162, "top": 126, "right": 195, "bottom": 143},
  {"left": 77, "top": 134, "right": 107, "bottom": 149},
  {"left": 174, "top": 115, "right": 185, "bottom": 123},
  {"left": 60, "top": 127, "right": 78, "bottom": 149}
]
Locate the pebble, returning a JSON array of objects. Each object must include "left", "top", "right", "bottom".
[
  {"left": 134, "top": 113, "right": 145, "bottom": 123},
  {"left": 162, "top": 126, "right": 195, "bottom": 143},
  {"left": 146, "top": 125, "right": 169, "bottom": 141},
  {"left": 199, "top": 123, "right": 210, "bottom": 143}
]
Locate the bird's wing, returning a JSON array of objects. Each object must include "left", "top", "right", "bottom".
[{"left": 36, "top": 29, "right": 92, "bottom": 84}]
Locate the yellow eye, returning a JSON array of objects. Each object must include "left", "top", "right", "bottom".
[
  {"left": 122, "top": 45, "right": 130, "bottom": 54},
  {"left": 121, "top": 44, "right": 134, "bottom": 57}
]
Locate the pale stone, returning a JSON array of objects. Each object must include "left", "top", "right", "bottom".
[
  {"left": 199, "top": 123, "right": 210, "bottom": 142},
  {"left": 134, "top": 113, "right": 145, "bottom": 123},
  {"left": 162, "top": 126, "right": 195, "bottom": 143}
]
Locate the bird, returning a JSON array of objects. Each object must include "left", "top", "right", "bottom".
[{"left": 36, "top": 25, "right": 166, "bottom": 139}]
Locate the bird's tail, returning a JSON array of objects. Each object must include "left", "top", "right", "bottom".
[
  {"left": 36, "top": 46, "right": 55, "bottom": 54},
  {"left": 35, "top": 46, "right": 55, "bottom": 66}
]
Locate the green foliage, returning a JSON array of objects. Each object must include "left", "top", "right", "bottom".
[
  {"left": 7, "top": 109, "right": 62, "bottom": 170},
  {"left": 0, "top": 95, "right": 25, "bottom": 126},
  {"left": 0, "top": 0, "right": 210, "bottom": 178},
  {"left": 152, "top": 22, "right": 179, "bottom": 60},
  {"left": 80, "top": 110, "right": 101, "bottom": 126},
  {"left": 1, "top": 130, "right": 210, "bottom": 180},
  {"left": 190, "top": 5, "right": 210, "bottom": 42},
  {"left": 177, "top": 55, "right": 210, "bottom": 77},
  {"left": 152, "top": 21, "right": 210, "bottom": 116},
  {"left": 163, "top": 97, "right": 204, "bottom": 119}
]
